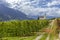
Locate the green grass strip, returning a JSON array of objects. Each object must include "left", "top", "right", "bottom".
[{"left": 40, "top": 33, "right": 48, "bottom": 40}]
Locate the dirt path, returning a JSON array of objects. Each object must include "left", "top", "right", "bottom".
[
  {"left": 59, "top": 32, "right": 60, "bottom": 40},
  {"left": 34, "top": 34, "right": 43, "bottom": 40},
  {"left": 45, "top": 34, "right": 49, "bottom": 40},
  {"left": 34, "top": 20, "right": 55, "bottom": 40},
  {"left": 34, "top": 19, "right": 60, "bottom": 40}
]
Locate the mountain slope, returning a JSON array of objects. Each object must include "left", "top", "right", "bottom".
[{"left": 0, "top": 4, "right": 31, "bottom": 21}]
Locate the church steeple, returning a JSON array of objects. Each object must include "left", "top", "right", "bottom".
[{"left": 44, "top": 12, "right": 46, "bottom": 19}]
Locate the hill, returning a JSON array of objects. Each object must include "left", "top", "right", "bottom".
[{"left": 0, "top": 4, "right": 32, "bottom": 21}]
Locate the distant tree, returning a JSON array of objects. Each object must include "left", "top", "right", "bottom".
[{"left": 38, "top": 16, "right": 39, "bottom": 20}]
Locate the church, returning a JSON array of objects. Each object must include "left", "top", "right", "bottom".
[{"left": 38, "top": 13, "right": 46, "bottom": 20}]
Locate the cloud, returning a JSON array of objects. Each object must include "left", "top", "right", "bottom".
[
  {"left": 19, "top": 5, "right": 60, "bottom": 17},
  {"left": 5, "top": 0, "right": 19, "bottom": 3},
  {"left": 2, "top": 0, "right": 60, "bottom": 17},
  {"left": 47, "top": 0, "right": 60, "bottom": 7},
  {"left": 0, "top": 0, "right": 5, "bottom": 4}
]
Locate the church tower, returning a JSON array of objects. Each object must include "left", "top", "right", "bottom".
[{"left": 44, "top": 12, "right": 46, "bottom": 19}]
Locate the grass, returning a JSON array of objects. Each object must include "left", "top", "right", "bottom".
[
  {"left": 39, "top": 33, "right": 48, "bottom": 40},
  {"left": 1, "top": 36, "right": 37, "bottom": 40}
]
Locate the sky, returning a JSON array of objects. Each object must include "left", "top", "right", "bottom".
[{"left": 0, "top": 0, "right": 60, "bottom": 17}]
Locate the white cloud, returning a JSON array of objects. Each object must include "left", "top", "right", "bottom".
[
  {"left": 19, "top": 5, "right": 60, "bottom": 16},
  {"left": 6, "top": 0, "right": 19, "bottom": 3},
  {"left": 3, "top": 0, "right": 60, "bottom": 17},
  {"left": 47, "top": 0, "right": 60, "bottom": 7}
]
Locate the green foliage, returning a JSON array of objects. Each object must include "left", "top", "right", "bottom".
[
  {"left": 0, "top": 20, "right": 49, "bottom": 37},
  {"left": 1, "top": 36, "right": 36, "bottom": 40}
]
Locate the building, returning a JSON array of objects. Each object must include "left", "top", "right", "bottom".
[
  {"left": 38, "top": 16, "right": 46, "bottom": 20},
  {"left": 38, "top": 13, "right": 46, "bottom": 20}
]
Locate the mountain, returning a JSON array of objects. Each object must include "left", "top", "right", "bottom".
[{"left": 0, "top": 4, "right": 32, "bottom": 21}]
